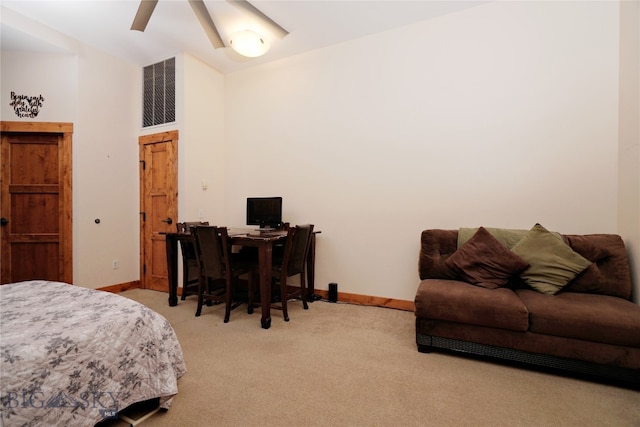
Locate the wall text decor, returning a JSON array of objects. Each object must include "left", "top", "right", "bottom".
[{"left": 10, "top": 92, "right": 45, "bottom": 118}]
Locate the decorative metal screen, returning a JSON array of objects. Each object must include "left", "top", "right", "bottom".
[{"left": 143, "top": 57, "right": 176, "bottom": 127}]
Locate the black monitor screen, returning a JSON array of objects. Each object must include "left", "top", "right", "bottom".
[{"left": 246, "top": 197, "right": 282, "bottom": 228}]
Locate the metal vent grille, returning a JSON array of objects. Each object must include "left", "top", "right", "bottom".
[{"left": 143, "top": 57, "right": 175, "bottom": 127}]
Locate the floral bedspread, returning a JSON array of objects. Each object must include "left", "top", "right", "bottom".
[{"left": 0, "top": 281, "right": 187, "bottom": 426}]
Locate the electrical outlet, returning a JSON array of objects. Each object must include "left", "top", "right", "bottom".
[{"left": 112, "top": 260, "right": 119, "bottom": 270}]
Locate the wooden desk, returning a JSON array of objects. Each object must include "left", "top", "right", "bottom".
[
  {"left": 165, "top": 229, "right": 287, "bottom": 329},
  {"left": 165, "top": 228, "right": 320, "bottom": 328}
]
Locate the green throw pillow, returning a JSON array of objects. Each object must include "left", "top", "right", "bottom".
[{"left": 511, "top": 223, "right": 592, "bottom": 295}]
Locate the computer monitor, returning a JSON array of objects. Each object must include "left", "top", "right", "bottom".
[{"left": 246, "top": 197, "right": 283, "bottom": 228}]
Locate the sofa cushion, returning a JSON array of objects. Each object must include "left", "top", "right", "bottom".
[
  {"left": 445, "top": 227, "right": 530, "bottom": 289},
  {"left": 415, "top": 279, "right": 529, "bottom": 332},
  {"left": 511, "top": 223, "right": 592, "bottom": 295},
  {"left": 516, "top": 289, "right": 640, "bottom": 347}
]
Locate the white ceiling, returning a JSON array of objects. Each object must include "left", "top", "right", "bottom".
[{"left": 1, "top": 0, "right": 484, "bottom": 74}]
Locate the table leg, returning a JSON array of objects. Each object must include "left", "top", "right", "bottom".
[
  {"left": 258, "top": 243, "right": 273, "bottom": 329},
  {"left": 166, "top": 234, "right": 179, "bottom": 306},
  {"left": 306, "top": 232, "right": 317, "bottom": 302}
]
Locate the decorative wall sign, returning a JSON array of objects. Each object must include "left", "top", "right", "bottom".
[{"left": 9, "top": 91, "right": 45, "bottom": 118}]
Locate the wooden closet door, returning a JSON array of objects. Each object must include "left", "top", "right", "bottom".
[
  {"left": 139, "top": 131, "right": 178, "bottom": 291},
  {"left": 0, "top": 122, "right": 73, "bottom": 284}
]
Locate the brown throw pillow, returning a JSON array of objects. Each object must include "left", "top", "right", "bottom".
[{"left": 445, "top": 226, "right": 530, "bottom": 289}]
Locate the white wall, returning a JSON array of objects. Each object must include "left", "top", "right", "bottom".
[
  {"left": 180, "top": 54, "right": 226, "bottom": 224},
  {"left": 1, "top": 52, "right": 77, "bottom": 121},
  {"left": 1, "top": 17, "right": 141, "bottom": 289},
  {"left": 618, "top": 0, "right": 640, "bottom": 303},
  {"left": 224, "top": 1, "right": 622, "bottom": 301},
  {"left": 74, "top": 44, "right": 140, "bottom": 288}
]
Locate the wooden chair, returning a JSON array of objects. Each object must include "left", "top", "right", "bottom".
[
  {"left": 176, "top": 221, "right": 208, "bottom": 300},
  {"left": 192, "top": 225, "right": 247, "bottom": 322},
  {"left": 250, "top": 224, "right": 314, "bottom": 321}
]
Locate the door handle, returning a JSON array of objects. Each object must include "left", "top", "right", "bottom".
[
  {"left": 0, "top": 218, "right": 7, "bottom": 226},
  {"left": 161, "top": 217, "right": 173, "bottom": 225}
]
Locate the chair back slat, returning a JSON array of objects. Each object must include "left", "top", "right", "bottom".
[
  {"left": 177, "top": 221, "right": 209, "bottom": 233},
  {"left": 185, "top": 221, "right": 209, "bottom": 232},
  {"left": 177, "top": 221, "right": 209, "bottom": 260},
  {"left": 193, "top": 225, "right": 227, "bottom": 280},
  {"left": 285, "top": 224, "right": 314, "bottom": 276}
]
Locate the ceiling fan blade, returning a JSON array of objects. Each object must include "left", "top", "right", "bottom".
[
  {"left": 227, "top": 0, "right": 289, "bottom": 39},
  {"left": 131, "top": 0, "right": 158, "bottom": 32},
  {"left": 188, "top": 0, "right": 225, "bottom": 49}
]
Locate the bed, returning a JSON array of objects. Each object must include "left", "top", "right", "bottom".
[{"left": 0, "top": 280, "right": 187, "bottom": 426}]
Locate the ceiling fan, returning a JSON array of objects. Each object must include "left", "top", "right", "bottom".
[{"left": 131, "top": 0, "right": 288, "bottom": 52}]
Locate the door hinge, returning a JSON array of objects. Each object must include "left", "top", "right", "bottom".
[
  {"left": 139, "top": 160, "right": 146, "bottom": 170},
  {"left": 140, "top": 212, "right": 146, "bottom": 221},
  {"left": 143, "top": 264, "right": 146, "bottom": 274}
]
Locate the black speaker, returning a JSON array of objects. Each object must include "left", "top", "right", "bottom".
[{"left": 328, "top": 283, "right": 338, "bottom": 303}]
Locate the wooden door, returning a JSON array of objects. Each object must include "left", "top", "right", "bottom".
[
  {"left": 0, "top": 121, "right": 73, "bottom": 285},
  {"left": 139, "top": 131, "right": 177, "bottom": 291}
]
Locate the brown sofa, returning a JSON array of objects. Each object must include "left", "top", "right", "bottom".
[{"left": 415, "top": 227, "right": 640, "bottom": 387}]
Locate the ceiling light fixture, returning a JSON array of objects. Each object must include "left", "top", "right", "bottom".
[
  {"left": 131, "top": 0, "right": 288, "bottom": 59},
  {"left": 229, "top": 30, "right": 270, "bottom": 57}
]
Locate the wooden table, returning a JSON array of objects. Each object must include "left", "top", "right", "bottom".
[{"left": 165, "top": 229, "right": 288, "bottom": 329}]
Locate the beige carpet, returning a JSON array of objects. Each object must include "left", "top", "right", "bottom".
[{"left": 111, "top": 289, "right": 639, "bottom": 427}]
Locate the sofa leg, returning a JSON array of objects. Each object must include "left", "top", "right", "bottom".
[{"left": 417, "top": 344, "right": 433, "bottom": 353}]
